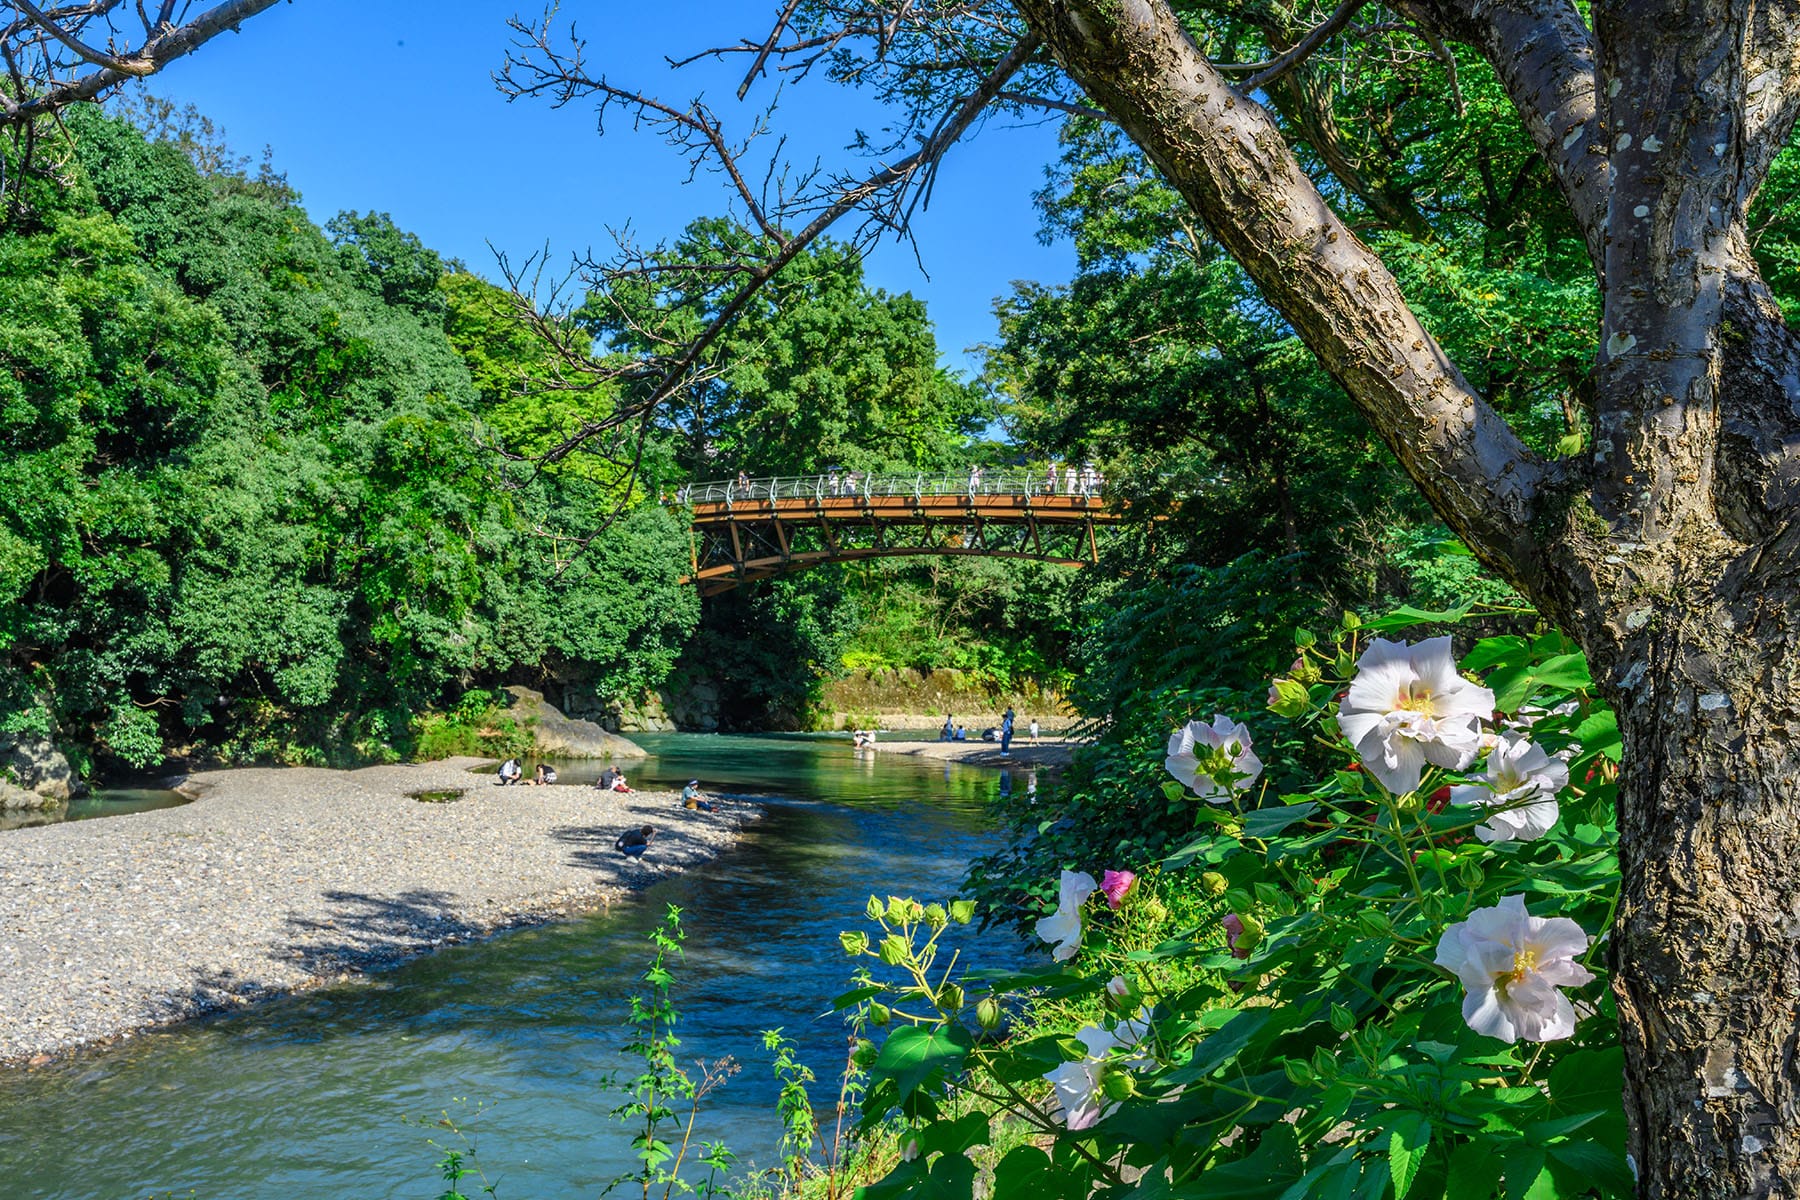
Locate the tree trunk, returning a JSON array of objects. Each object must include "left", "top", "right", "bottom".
[{"left": 1567, "top": 535, "right": 1800, "bottom": 1197}]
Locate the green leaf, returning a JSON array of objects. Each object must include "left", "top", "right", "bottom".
[
  {"left": 872, "top": 1023, "right": 973, "bottom": 1101},
  {"left": 1545, "top": 1140, "right": 1635, "bottom": 1198},
  {"left": 1244, "top": 801, "right": 1319, "bottom": 838},
  {"left": 1446, "top": 1141, "right": 1501, "bottom": 1200},
  {"left": 1574, "top": 708, "right": 1622, "bottom": 762},
  {"left": 1356, "top": 602, "right": 1474, "bottom": 632},
  {"left": 1388, "top": 1113, "right": 1432, "bottom": 1200},
  {"left": 1184, "top": 1122, "right": 1304, "bottom": 1199}
]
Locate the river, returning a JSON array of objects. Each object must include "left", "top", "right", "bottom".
[{"left": 0, "top": 734, "right": 1033, "bottom": 1199}]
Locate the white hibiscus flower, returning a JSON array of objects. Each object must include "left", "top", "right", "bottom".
[
  {"left": 1043, "top": 1020, "right": 1142, "bottom": 1129},
  {"left": 1451, "top": 735, "right": 1568, "bottom": 842},
  {"left": 1434, "top": 895, "right": 1595, "bottom": 1043},
  {"left": 1336, "top": 637, "right": 1495, "bottom": 794},
  {"left": 1034, "top": 869, "right": 1097, "bottom": 962},
  {"left": 1166, "top": 714, "right": 1263, "bottom": 804}
]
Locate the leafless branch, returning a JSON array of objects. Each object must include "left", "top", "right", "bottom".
[
  {"left": 1240, "top": 0, "right": 1371, "bottom": 93},
  {"left": 496, "top": 14, "right": 1044, "bottom": 485},
  {"left": 0, "top": 0, "right": 284, "bottom": 127}
]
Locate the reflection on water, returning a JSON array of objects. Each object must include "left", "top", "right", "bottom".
[
  {"left": 0, "top": 734, "right": 1024, "bottom": 1200},
  {"left": 0, "top": 787, "right": 190, "bottom": 832}
]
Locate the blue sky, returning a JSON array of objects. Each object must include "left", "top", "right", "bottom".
[{"left": 129, "top": 0, "right": 1074, "bottom": 373}]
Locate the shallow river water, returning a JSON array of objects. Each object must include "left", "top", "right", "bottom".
[{"left": 0, "top": 734, "right": 1030, "bottom": 1200}]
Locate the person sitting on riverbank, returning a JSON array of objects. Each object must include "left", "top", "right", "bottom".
[
  {"left": 954, "top": 724, "right": 967, "bottom": 741},
  {"left": 497, "top": 758, "right": 522, "bottom": 786},
  {"left": 610, "top": 769, "right": 634, "bottom": 794},
  {"left": 681, "top": 780, "right": 714, "bottom": 812},
  {"left": 940, "top": 716, "right": 954, "bottom": 741},
  {"left": 615, "top": 824, "right": 656, "bottom": 858},
  {"left": 533, "top": 764, "right": 558, "bottom": 786}
]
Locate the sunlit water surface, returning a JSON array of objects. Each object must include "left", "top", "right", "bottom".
[{"left": 0, "top": 733, "right": 1034, "bottom": 1199}]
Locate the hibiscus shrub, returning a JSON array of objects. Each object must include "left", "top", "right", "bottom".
[{"left": 840, "top": 609, "right": 1628, "bottom": 1199}]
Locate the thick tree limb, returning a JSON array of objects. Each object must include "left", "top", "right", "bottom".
[
  {"left": 1407, "top": 0, "right": 1608, "bottom": 271},
  {"left": 0, "top": 0, "right": 285, "bottom": 125},
  {"left": 1013, "top": 0, "right": 1553, "bottom": 595}
]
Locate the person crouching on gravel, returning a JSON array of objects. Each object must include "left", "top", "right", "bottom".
[
  {"left": 615, "top": 825, "right": 656, "bottom": 858},
  {"left": 533, "top": 764, "right": 558, "bottom": 786}
]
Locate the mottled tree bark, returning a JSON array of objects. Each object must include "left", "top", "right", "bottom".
[{"left": 1011, "top": 0, "right": 1800, "bottom": 1193}]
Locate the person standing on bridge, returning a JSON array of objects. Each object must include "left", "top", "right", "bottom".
[
  {"left": 1044, "top": 462, "right": 1058, "bottom": 494},
  {"left": 967, "top": 464, "right": 983, "bottom": 497},
  {"left": 736, "top": 470, "right": 751, "bottom": 493}
]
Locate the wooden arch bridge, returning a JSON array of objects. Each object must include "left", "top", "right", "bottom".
[{"left": 668, "top": 471, "right": 1121, "bottom": 595}]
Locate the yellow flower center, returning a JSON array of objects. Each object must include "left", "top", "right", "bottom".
[
  {"left": 1508, "top": 947, "right": 1539, "bottom": 984},
  {"left": 1395, "top": 683, "right": 1436, "bottom": 714}
]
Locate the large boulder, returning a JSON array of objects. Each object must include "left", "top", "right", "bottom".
[
  {"left": 0, "top": 734, "right": 77, "bottom": 801},
  {"left": 0, "top": 776, "right": 59, "bottom": 811},
  {"left": 504, "top": 686, "right": 646, "bottom": 760}
]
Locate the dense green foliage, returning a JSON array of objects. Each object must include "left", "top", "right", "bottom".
[{"left": 0, "top": 110, "right": 696, "bottom": 769}]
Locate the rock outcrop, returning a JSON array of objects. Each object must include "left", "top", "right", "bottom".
[
  {"left": 0, "top": 734, "right": 78, "bottom": 803},
  {"left": 503, "top": 686, "right": 647, "bottom": 760}
]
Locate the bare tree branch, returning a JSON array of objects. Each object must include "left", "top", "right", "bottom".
[
  {"left": 1241, "top": 0, "right": 1370, "bottom": 93},
  {"left": 497, "top": 18, "right": 1044, "bottom": 483},
  {"left": 0, "top": 0, "right": 285, "bottom": 126}
]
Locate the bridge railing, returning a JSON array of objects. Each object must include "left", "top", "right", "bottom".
[{"left": 670, "top": 469, "right": 1106, "bottom": 508}]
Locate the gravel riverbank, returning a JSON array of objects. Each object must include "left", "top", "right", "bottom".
[
  {"left": 0, "top": 757, "right": 757, "bottom": 1065},
  {"left": 866, "top": 737, "right": 1078, "bottom": 769}
]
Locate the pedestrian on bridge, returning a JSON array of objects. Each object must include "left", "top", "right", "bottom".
[{"left": 1044, "top": 462, "right": 1058, "bottom": 494}]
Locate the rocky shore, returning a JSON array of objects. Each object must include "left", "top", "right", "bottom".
[{"left": 0, "top": 757, "right": 756, "bottom": 1065}]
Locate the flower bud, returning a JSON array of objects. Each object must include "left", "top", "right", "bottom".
[
  {"left": 877, "top": 935, "right": 909, "bottom": 966},
  {"left": 1200, "top": 871, "right": 1228, "bottom": 896},
  {"left": 839, "top": 930, "right": 869, "bottom": 957},
  {"left": 1459, "top": 858, "right": 1484, "bottom": 888},
  {"left": 923, "top": 903, "right": 948, "bottom": 931},
  {"left": 1329, "top": 1003, "right": 1356, "bottom": 1033},
  {"left": 937, "top": 983, "right": 964, "bottom": 1012},
  {"left": 1341, "top": 610, "right": 1361, "bottom": 630},
  {"left": 898, "top": 1133, "right": 921, "bottom": 1162},
  {"left": 1392, "top": 789, "right": 1423, "bottom": 814},
  {"left": 1295, "top": 628, "right": 1317, "bottom": 649},
  {"left": 1283, "top": 1058, "right": 1315, "bottom": 1086},
  {"left": 1311, "top": 1046, "right": 1337, "bottom": 1078},
  {"left": 976, "top": 997, "right": 1003, "bottom": 1030},
  {"left": 1267, "top": 677, "right": 1310, "bottom": 718},
  {"left": 1100, "top": 1069, "right": 1138, "bottom": 1102},
  {"left": 884, "top": 896, "right": 909, "bottom": 922},
  {"left": 1354, "top": 910, "right": 1391, "bottom": 939},
  {"left": 1223, "top": 888, "right": 1253, "bottom": 915},
  {"left": 948, "top": 899, "right": 976, "bottom": 925},
  {"left": 851, "top": 1037, "right": 878, "bottom": 1067},
  {"left": 1233, "top": 913, "right": 1264, "bottom": 950},
  {"left": 868, "top": 1002, "right": 891, "bottom": 1027},
  {"left": 865, "top": 895, "right": 885, "bottom": 922},
  {"left": 1139, "top": 896, "right": 1168, "bottom": 924}
]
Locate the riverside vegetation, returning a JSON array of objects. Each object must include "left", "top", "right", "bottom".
[{"left": 425, "top": 611, "right": 1627, "bottom": 1199}]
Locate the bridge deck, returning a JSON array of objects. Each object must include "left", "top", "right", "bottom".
[{"left": 668, "top": 473, "right": 1121, "bottom": 594}]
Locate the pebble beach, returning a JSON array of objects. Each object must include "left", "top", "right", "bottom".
[{"left": 0, "top": 757, "right": 756, "bottom": 1065}]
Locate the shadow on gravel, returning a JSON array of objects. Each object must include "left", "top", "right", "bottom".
[{"left": 282, "top": 889, "right": 485, "bottom": 973}]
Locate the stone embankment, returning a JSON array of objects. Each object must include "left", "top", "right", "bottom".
[{"left": 0, "top": 757, "right": 755, "bottom": 1065}]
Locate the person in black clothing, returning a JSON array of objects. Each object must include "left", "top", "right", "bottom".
[
  {"left": 597, "top": 765, "right": 618, "bottom": 791},
  {"left": 615, "top": 824, "right": 656, "bottom": 858}
]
